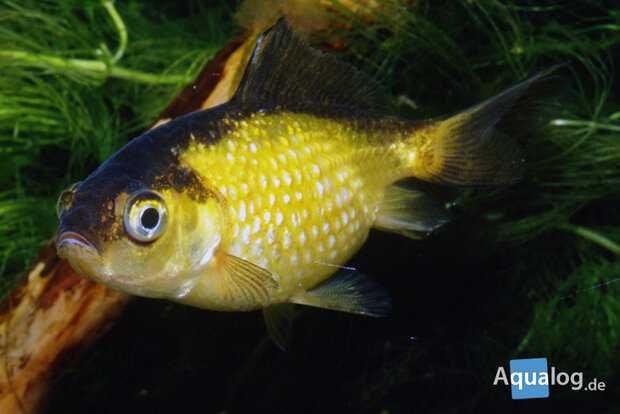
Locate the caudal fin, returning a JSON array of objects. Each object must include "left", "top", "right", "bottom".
[{"left": 414, "top": 65, "right": 569, "bottom": 187}]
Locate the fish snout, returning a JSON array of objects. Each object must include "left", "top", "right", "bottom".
[
  {"left": 56, "top": 201, "right": 105, "bottom": 257},
  {"left": 56, "top": 230, "right": 100, "bottom": 259}
]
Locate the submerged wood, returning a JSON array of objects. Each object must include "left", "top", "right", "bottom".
[
  {"left": 0, "top": 242, "right": 130, "bottom": 413},
  {"left": 0, "top": 35, "right": 248, "bottom": 414}
]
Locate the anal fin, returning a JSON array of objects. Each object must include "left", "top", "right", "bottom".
[
  {"left": 290, "top": 271, "right": 391, "bottom": 317},
  {"left": 374, "top": 184, "right": 449, "bottom": 239}
]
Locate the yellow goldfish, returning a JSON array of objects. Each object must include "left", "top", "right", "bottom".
[{"left": 56, "top": 19, "right": 564, "bottom": 347}]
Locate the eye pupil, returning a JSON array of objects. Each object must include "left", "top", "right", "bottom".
[{"left": 140, "top": 207, "right": 160, "bottom": 230}]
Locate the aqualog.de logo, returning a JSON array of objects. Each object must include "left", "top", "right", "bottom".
[{"left": 493, "top": 357, "right": 606, "bottom": 400}]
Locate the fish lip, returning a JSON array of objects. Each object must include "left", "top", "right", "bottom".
[{"left": 56, "top": 230, "right": 101, "bottom": 259}]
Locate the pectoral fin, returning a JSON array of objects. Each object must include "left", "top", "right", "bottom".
[
  {"left": 217, "top": 254, "right": 279, "bottom": 308},
  {"left": 290, "top": 271, "right": 391, "bottom": 317},
  {"left": 262, "top": 303, "right": 295, "bottom": 351},
  {"left": 374, "top": 184, "right": 449, "bottom": 239}
]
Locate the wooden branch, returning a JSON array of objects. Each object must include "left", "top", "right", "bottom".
[
  {"left": 0, "top": 241, "right": 130, "bottom": 414},
  {"left": 0, "top": 35, "right": 248, "bottom": 414}
]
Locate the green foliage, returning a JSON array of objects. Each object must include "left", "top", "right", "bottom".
[
  {"left": 0, "top": 0, "right": 233, "bottom": 288},
  {"left": 517, "top": 260, "right": 620, "bottom": 375}
]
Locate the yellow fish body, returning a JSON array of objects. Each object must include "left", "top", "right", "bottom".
[{"left": 56, "top": 19, "right": 564, "bottom": 346}]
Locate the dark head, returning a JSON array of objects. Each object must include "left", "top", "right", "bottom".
[{"left": 56, "top": 122, "right": 226, "bottom": 298}]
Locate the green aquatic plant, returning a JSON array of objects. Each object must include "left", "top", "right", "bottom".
[{"left": 0, "top": 0, "right": 232, "bottom": 289}]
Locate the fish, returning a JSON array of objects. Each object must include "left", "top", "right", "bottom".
[{"left": 56, "top": 18, "right": 566, "bottom": 348}]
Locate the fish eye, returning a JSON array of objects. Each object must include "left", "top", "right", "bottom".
[
  {"left": 124, "top": 190, "right": 168, "bottom": 242},
  {"left": 56, "top": 181, "right": 81, "bottom": 219},
  {"left": 56, "top": 195, "right": 66, "bottom": 219}
]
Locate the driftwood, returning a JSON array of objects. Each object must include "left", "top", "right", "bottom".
[
  {"left": 0, "top": 2, "right": 381, "bottom": 410},
  {"left": 0, "top": 33, "right": 250, "bottom": 414}
]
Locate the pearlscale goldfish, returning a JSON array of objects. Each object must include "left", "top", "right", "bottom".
[{"left": 56, "top": 19, "right": 564, "bottom": 348}]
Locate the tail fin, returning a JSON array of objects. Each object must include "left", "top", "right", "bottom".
[{"left": 414, "top": 65, "right": 569, "bottom": 187}]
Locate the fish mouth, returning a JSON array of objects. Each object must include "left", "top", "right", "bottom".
[{"left": 56, "top": 231, "right": 101, "bottom": 259}]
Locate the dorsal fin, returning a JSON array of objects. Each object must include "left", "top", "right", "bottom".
[{"left": 229, "top": 18, "right": 388, "bottom": 112}]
